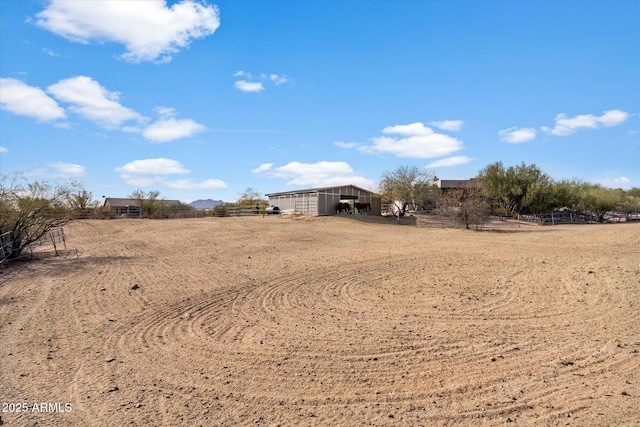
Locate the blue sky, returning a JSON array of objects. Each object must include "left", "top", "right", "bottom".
[{"left": 1, "top": 0, "right": 638, "bottom": 203}]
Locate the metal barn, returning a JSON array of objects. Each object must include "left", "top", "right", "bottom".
[{"left": 265, "top": 185, "right": 382, "bottom": 216}]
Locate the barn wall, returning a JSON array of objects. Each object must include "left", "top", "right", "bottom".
[
  {"left": 268, "top": 193, "right": 318, "bottom": 215},
  {"left": 304, "top": 194, "right": 319, "bottom": 215},
  {"left": 318, "top": 192, "right": 341, "bottom": 215},
  {"left": 268, "top": 185, "right": 381, "bottom": 216}
]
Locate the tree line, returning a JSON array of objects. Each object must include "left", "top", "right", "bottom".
[
  {"left": 478, "top": 161, "right": 639, "bottom": 223},
  {"left": 379, "top": 162, "right": 640, "bottom": 227}
]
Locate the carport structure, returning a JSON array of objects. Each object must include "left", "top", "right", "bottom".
[{"left": 265, "top": 185, "right": 381, "bottom": 216}]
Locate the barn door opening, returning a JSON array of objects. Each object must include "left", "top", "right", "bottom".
[{"left": 338, "top": 195, "right": 358, "bottom": 214}]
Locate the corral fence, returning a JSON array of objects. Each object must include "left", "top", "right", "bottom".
[
  {"left": 518, "top": 210, "right": 638, "bottom": 225},
  {"left": 207, "top": 205, "right": 263, "bottom": 217},
  {"left": 0, "top": 227, "right": 67, "bottom": 265},
  {"left": 71, "top": 207, "right": 209, "bottom": 220},
  {"left": 71, "top": 206, "right": 272, "bottom": 219},
  {"left": 394, "top": 210, "right": 639, "bottom": 231},
  {"left": 518, "top": 211, "right": 595, "bottom": 225},
  {"left": 410, "top": 212, "right": 497, "bottom": 230}
]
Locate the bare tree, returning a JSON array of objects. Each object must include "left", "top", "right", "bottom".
[
  {"left": 238, "top": 187, "right": 262, "bottom": 205},
  {"left": 69, "top": 188, "right": 95, "bottom": 209},
  {"left": 0, "top": 174, "right": 83, "bottom": 261},
  {"left": 379, "top": 165, "right": 435, "bottom": 222},
  {"left": 438, "top": 187, "right": 490, "bottom": 229},
  {"left": 237, "top": 187, "right": 266, "bottom": 213}
]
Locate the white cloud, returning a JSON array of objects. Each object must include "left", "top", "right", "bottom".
[
  {"left": 234, "top": 71, "right": 290, "bottom": 92},
  {"left": 0, "top": 146, "right": 8, "bottom": 153},
  {"left": 115, "top": 158, "right": 226, "bottom": 189},
  {"left": 334, "top": 141, "right": 360, "bottom": 149},
  {"left": 598, "top": 110, "right": 629, "bottom": 126},
  {"left": 382, "top": 122, "right": 433, "bottom": 136},
  {"left": 47, "top": 76, "right": 143, "bottom": 128},
  {"left": 42, "top": 48, "right": 60, "bottom": 57},
  {"left": 598, "top": 176, "right": 632, "bottom": 189},
  {"left": 499, "top": 127, "right": 537, "bottom": 143},
  {"left": 614, "top": 177, "right": 631, "bottom": 184},
  {"left": 164, "top": 179, "right": 227, "bottom": 190},
  {"left": 253, "top": 160, "right": 375, "bottom": 188},
  {"left": 270, "top": 74, "right": 289, "bottom": 85},
  {"left": 36, "top": 0, "right": 220, "bottom": 63},
  {"left": 0, "top": 78, "right": 66, "bottom": 122},
  {"left": 115, "top": 158, "right": 190, "bottom": 176},
  {"left": 48, "top": 161, "right": 86, "bottom": 177},
  {"left": 425, "top": 156, "right": 472, "bottom": 168},
  {"left": 155, "top": 106, "right": 176, "bottom": 118},
  {"left": 359, "top": 122, "right": 463, "bottom": 159},
  {"left": 118, "top": 174, "right": 165, "bottom": 187},
  {"left": 234, "top": 80, "right": 265, "bottom": 93},
  {"left": 5, "top": 76, "right": 202, "bottom": 141},
  {"left": 143, "top": 118, "right": 205, "bottom": 142},
  {"left": 251, "top": 163, "right": 274, "bottom": 174},
  {"left": 542, "top": 109, "right": 629, "bottom": 136},
  {"left": 429, "top": 120, "right": 464, "bottom": 131}
]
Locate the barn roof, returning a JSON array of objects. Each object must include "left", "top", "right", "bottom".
[
  {"left": 265, "top": 184, "right": 380, "bottom": 197},
  {"left": 104, "top": 197, "right": 182, "bottom": 207}
]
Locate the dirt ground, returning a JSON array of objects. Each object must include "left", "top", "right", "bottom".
[{"left": 1, "top": 216, "right": 638, "bottom": 426}]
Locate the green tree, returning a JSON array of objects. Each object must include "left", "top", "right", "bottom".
[
  {"left": 550, "top": 179, "right": 583, "bottom": 211},
  {"left": 478, "top": 161, "right": 550, "bottom": 215},
  {"left": 0, "top": 174, "right": 83, "bottom": 261},
  {"left": 164, "top": 201, "right": 194, "bottom": 218},
  {"left": 579, "top": 185, "right": 621, "bottom": 223},
  {"left": 616, "top": 188, "right": 640, "bottom": 221},
  {"left": 379, "top": 165, "right": 435, "bottom": 222},
  {"left": 522, "top": 178, "right": 554, "bottom": 220},
  {"left": 129, "top": 189, "right": 162, "bottom": 218}
]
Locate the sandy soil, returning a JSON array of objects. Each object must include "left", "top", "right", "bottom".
[{"left": 1, "top": 216, "right": 638, "bottom": 426}]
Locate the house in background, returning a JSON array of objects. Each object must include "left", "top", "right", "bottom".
[{"left": 433, "top": 178, "right": 479, "bottom": 191}]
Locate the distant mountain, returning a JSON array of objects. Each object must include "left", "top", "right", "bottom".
[{"left": 189, "top": 199, "right": 224, "bottom": 210}]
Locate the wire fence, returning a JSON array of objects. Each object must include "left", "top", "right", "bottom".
[
  {"left": 518, "top": 210, "right": 639, "bottom": 225},
  {"left": 0, "top": 227, "right": 68, "bottom": 265},
  {"left": 393, "top": 210, "right": 640, "bottom": 230},
  {"left": 70, "top": 206, "right": 267, "bottom": 219}
]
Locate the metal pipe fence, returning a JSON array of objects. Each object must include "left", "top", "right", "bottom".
[{"left": 0, "top": 227, "right": 67, "bottom": 265}]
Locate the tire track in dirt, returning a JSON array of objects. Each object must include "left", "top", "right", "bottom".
[
  {"left": 87, "top": 246, "right": 637, "bottom": 425},
  {"left": 5, "top": 219, "right": 637, "bottom": 426}
]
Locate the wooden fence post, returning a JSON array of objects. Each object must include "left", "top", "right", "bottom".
[
  {"left": 50, "top": 231, "right": 58, "bottom": 256},
  {"left": 0, "top": 234, "right": 7, "bottom": 265}
]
